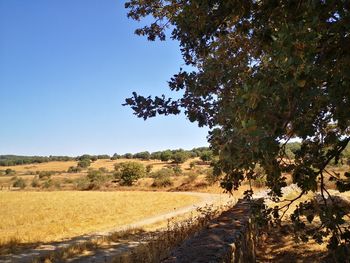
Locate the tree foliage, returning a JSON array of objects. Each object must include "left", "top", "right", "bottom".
[
  {"left": 115, "top": 161, "right": 146, "bottom": 186},
  {"left": 124, "top": 0, "right": 350, "bottom": 258}
]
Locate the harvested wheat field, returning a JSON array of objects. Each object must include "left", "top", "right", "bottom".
[{"left": 0, "top": 191, "right": 200, "bottom": 245}]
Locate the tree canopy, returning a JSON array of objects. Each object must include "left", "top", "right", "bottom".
[{"left": 124, "top": 0, "right": 350, "bottom": 258}]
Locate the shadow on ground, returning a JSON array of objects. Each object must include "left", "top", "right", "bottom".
[{"left": 256, "top": 225, "right": 327, "bottom": 263}]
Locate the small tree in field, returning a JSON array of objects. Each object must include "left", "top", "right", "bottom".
[
  {"left": 172, "top": 151, "right": 189, "bottom": 164},
  {"left": 77, "top": 159, "right": 91, "bottom": 169},
  {"left": 115, "top": 162, "right": 145, "bottom": 186},
  {"left": 160, "top": 150, "right": 172, "bottom": 162}
]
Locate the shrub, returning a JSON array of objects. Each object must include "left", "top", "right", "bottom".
[
  {"left": 173, "top": 165, "right": 182, "bottom": 175},
  {"left": 75, "top": 178, "right": 91, "bottom": 190},
  {"left": 199, "top": 150, "right": 213, "bottom": 162},
  {"left": 150, "top": 168, "right": 174, "bottom": 178},
  {"left": 67, "top": 166, "right": 82, "bottom": 173},
  {"left": 84, "top": 169, "right": 109, "bottom": 190},
  {"left": 115, "top": 162, "right": 145, "bottom": 186},
  {"left": 5, "top": 169, "right": 15, "bottom": 175},
  {"left": 152, "top": 174, "right": 173, "bottom": 187},
  {"left": 38, "top": 171, "right": 54, "bottom": 179},
  {"left": 146, "top": 164, "right": 153, "bottom": 174},
  {"left": 43, "top": 179, "right": 53, "bottom": 189},
  {"left": 31, "top": 177, "right": 40, "bottom": 188},
  {"left": 87, "top": 169, "right": 105, "bottom": 181},
  {"left": 13, "top": 177, "right": 26, "bottom": 189}
]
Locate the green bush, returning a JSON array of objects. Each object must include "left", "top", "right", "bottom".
[
  {"left": 160, "top": 150, "right": 173, "bottom": 162},
  {"left": 5, "top": 168, "right": 15, "bottom": 175},
  {"left": 85, "top": 169, "right": 109, "bottom": 190},
  {"left": 77, "top": 159, "right": 91, "bottom": 168},
  {"left": 75, "top": 178, "right": 91, "bottom": 190},
  {"left": 13, "top": 177, "right": 26, "bottom": 189},
  {"left": 134, "top": 151, "right": 151, "bottom": 160},
  {"left": 150, "top": 168, "right": 174, "bottom": 178},
  {"left": 115, "top": 162, "right": 145, "bottom": 186},
  {"left": 152, "top": 173, "right": 173, "bottom": 187},
  {"left": 199, "top": 150, "right": 213, "bottom": 162},
  {"left": 87, "top": 169, "right": 104, "bottom": 181},
  {"left": 67, "top": 166, "right": 82, "bottom": 173}
]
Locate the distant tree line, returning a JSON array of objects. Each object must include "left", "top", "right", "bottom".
[
  {"left": 0, "top": 154, "right": 111, "bottom": 167},
  {"left": 4, "top": 143, "right": 343, "bottom": 168},
  {"left": 111, "top": 147, "right": 215, "bottom": 163},
  {"left": 0, "top": 155, "right": 75, "bottom": 166}
]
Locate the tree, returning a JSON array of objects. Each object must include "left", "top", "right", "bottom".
[
  {"left": 134, "top": 151, "right": 151, "bottom": 160},
  {"left": 150, "top": 151, "right": 162, "bottom": 160},
  {"left": 199, "top": 150, "right": 213, "bottom": 162},
  {"left": 124, "top": 1, "right": 350, "bottom": 258},
  {"left": 111, "top": 153, "right": 121, "bottom": 160},
  {"left": 77, "top": 159, "right": 91, "bottom": 169},
  {"left": 115, "top": 162, "right": 145, "bottom": 186},
  {"left": 123, "top": 153, "right": 133, "bottom": 159},
  {"left": 160, "top": 150, "right": 172, "bottom": 162},
  {"left": 172, "top": 150, "right": 190, "bottom": 164}
]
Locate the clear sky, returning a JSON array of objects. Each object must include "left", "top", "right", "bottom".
[{"left": 0, "top": 0, "right": 209, "bottom": 156}]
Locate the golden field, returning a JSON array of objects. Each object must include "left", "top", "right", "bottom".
[{"left": 0, "top": 191, "right": 200, "bottom": 245}]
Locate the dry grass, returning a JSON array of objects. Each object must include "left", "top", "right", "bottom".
[
  {"left": 0, "top": 191, "right": 199, "bottom": 246},
  {"left": 35, "top": 201, "right": 231, "bottom": 263}
]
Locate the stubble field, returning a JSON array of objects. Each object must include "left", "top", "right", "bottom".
[{"left": 0, "top": 191, "right": 200, "bottom": 245}]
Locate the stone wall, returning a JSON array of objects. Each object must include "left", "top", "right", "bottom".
[{"left": 161, "top": 199, "right": 261, "bottom": 263}]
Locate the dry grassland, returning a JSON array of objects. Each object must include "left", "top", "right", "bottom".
[{"left": 0, "top": 191, "right": 200, "bottom": 245}]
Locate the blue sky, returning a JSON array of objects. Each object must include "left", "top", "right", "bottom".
[{"left": 0, "top": 0, "right": 208, "bottom": 156}]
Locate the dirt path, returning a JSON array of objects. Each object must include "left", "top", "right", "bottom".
[{"left": 1, "top": 191, "right": 235, "bottom": 263}]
